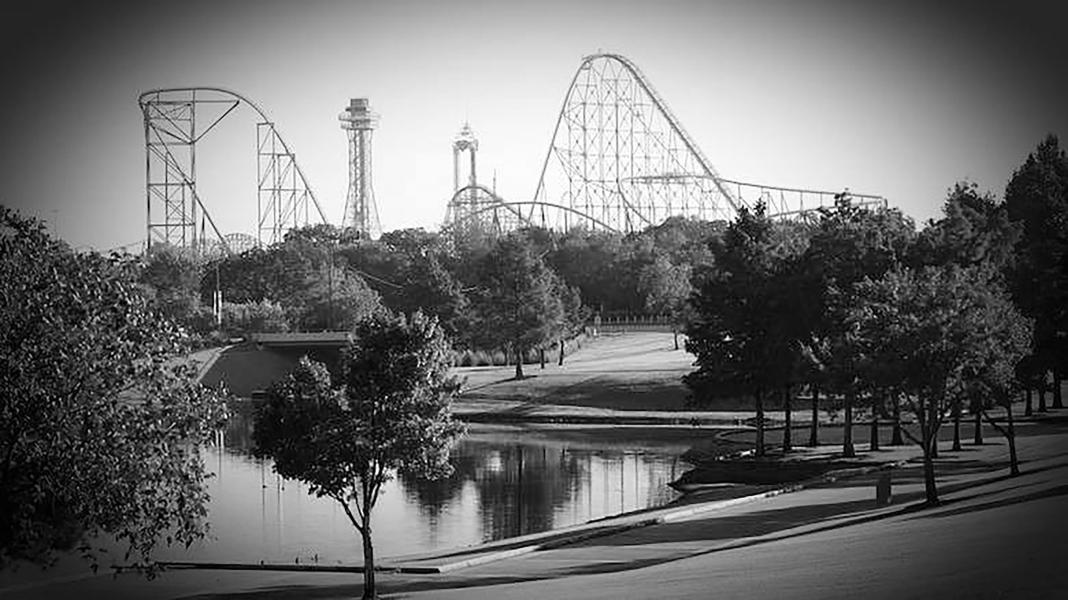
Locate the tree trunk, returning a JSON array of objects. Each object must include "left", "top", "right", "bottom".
[
  {"left": 973, "top": 410, "right": 983, "bottom": 445},
  {"left": 361, "top": 518, "right": 376, "bottom": 599},
  {"left": 930, "top": 395, "right": 940, "bottom": 459},
  {"left": 809, "top": 386, "right": 820, "bottom": 447},
  {"left": 1038, "top": 385, "right": 1047, "bottom": 412},
  {"left": 891, "top": 392, "right": 904, "bottom": 446},
  {"left": 1025, "top": 388, "right": 1033, "bottom": 417},
  {"left": 539, "top": 348, "right": 546, "bottom": 369},
  {"left": 918, "top": 395, "right": 939, "bottom": 505},
  {"left": 869, "top": 406, "right": 880, "bottom": 451},
  {"left": 922, "top": 442, "right": 939, "bottom": 505},
  {"left": 558, "top": 337, "right": 565, "bottom": 366},
  {"left": 514, "top": 346, "right": 524, "bottom": 380},
  {"left": 673, "top": 327, "right": 680, "bottom": 351},
  {"left": 1006, "top": 402, "right": 1019, "bottom": 476},
  {"left": 782, "top": 385, "right": 792, "bottom": 453},
  {"left": 1054, "top": 371, "right": 1063, "bottom": 409},
  {"left": 843, "top": 389, "right": 855, "bottom": 458},
  {"left": 951, "top": 401, "right": 962, "bottom": 452},
  {"left": 755, "top": 388, "right": 765, "bottom": 457}
]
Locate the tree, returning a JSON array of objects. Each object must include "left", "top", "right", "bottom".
[
  {"left": 288, "top": 264, "right": 382, "bottom": 331},
  {"left": 1005, "top": 135, "right": 1068, "bottom": 409},
  {"left": 685, "top": 203, "right": 803, "bottom": 456},
  {"left": 849, "top": 265, "right": 1031, "bottom": 504},
  {"left": 911, "top": 181, "right": 1020, "bottom": 273},
  {"left": 546, "top": 229, "right": 628, "bottom": 314},
  {"left": 139, "top": 242, "right": 207, "bottom": 331},
  {"left": 912, "top": 182, "right": 1023, "bottom": 449},
  {"left": 0, "top": 206, "right": 227, "bottom": 572},
  {"left": 640, "top": 254, "right": 693, "bottom": 350},
  {"left": 253, "top": 312, "right": 464, "bottom": 599},
  {"left": 802, "top": 197, "right": 916, "bottom": 456},
  {"left": 473, "top": 235, "right": 565, "bottom": 379},
  {"left": 396, "top": 252, "right": 471, "bottom": 344}
]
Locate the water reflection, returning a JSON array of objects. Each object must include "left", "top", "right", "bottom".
[{"left": 175, "top": 404, "right": 704, "bottom": 564}]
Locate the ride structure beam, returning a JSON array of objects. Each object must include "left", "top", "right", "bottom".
[{"left": 140, "top": 87, "right": 327, "bottom": 255}]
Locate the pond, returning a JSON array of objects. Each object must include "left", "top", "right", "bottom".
[{"left": 159, "top": 407, "right": 719, "bottom": 565}]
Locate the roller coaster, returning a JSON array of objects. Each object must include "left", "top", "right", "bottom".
[
  {"left": 139, "top": 87, "right": 326, "bottom": 255},
  {"left": 442, "top": 53, "right": 885, "bottom": 239},
  {"left": 139, "top": 54, "right": 886, "bottom": 254}
]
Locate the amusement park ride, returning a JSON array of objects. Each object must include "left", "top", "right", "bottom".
[{"left": 139, "top": 53, "right": 886, "bottom": 255}]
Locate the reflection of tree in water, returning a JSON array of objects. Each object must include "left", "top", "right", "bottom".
[
  {"left": 220, "top": 401, "right": 257, "bottom": 454},
  {"left": 397, "top": 441, "right": 587, "bottom": 541},
  {"left": 468, "top": 443, "right": 585, "bottom": 540},
  {"left": 397, "top": 449, "right": 479, "bottom": 523}
]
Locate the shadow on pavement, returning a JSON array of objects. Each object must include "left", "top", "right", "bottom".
[
  {"left": 907, "top": 484, "right": 1068, "bottom": 522},
  {"left": 182, "top": 584, "right": 361, "bottom": 600}
]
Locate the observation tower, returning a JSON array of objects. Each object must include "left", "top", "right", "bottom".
[{"left": 339, "top": 98, "right": 381, "bottom": 239}]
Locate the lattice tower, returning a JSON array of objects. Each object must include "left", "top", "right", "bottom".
[{"left": 339, "top": 98, "right": 381, "bottom": 240}]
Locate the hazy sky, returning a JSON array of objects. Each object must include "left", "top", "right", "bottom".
[{"left": 2, "top": 0, "right": 1066, "bottom": 251}]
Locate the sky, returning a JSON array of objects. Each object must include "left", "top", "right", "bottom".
[{"left": 1, "top": 0, "right": 1066, "bottom": 251}]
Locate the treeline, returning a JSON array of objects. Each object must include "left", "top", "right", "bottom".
[
  {"left": 684, "top": 135, "right": 1067, "bottom": 505},
  {"left": 138, "top": 213, "right": 720, "bottom": 369}
]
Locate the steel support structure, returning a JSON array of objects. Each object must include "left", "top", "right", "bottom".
[
  {"left": 339, "top": 98, "right": 381, "bottom": 240},
  {"left": 483, "top": 53, "right": 889, "bottom": 236},
  {"left": 140, "top": 87, "right": 326, "bottom": 255},
  {"left": 257, "top": 122, "right": 317, "bottom": 246},
  {"left": 533, "top": 53, "right": 741, "bottom": 234}
]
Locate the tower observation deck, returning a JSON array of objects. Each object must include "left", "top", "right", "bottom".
[{"left": 339, "top": 98, "right": 381, "bottom": 239}]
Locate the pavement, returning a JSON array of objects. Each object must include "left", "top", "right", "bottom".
[{"left": 7, "top": 408, "right": 1065, "bottom": 599}]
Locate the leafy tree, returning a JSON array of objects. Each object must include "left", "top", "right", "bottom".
[
  {"left": 287, "top": 264, "right": 382, "bottom": 331},
  {"left": 1005, "top": 134, "right": 1068, "bottom": 409},
  {"left": 0, "top": 206, "right": 227, "bottom": 572},
  {"left": 685, "top": 203, "right": 803, "bottom": 456},
  {"left": 911, "top": 181, "right": 1019, "bottom": 272},
  {"left": 396, "top": 253, "right": 471, "bottom": 344},
  {"left": 473, "top": 235, "right": 564, "bottom": 379},
  {"left": 139, "top": 242, "right": 206, "bottom": 330},
  {"left": 545, "top": 229, "right": 629, "bottom": 315},
  {"left": 849, "top": 265, "right": 1031, "bottom": 504},
  {"left": 801, "top": 197, "right": 915, "bottom": 456},
  {"left": 253, "top": 312, "right": 464, "bottom": 599},
  {"left": 913, "top": 182, "right": 1022, "bottom": 446},
  {"left": 552, "top": 277, "right": 590, "bottom": 366},
  {"left": 639, "top": 254, "right": 693, "bottom": 350}
]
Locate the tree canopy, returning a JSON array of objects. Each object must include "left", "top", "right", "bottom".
[{"left": 0, "top": 206, "right": 227, "bottom": 572}]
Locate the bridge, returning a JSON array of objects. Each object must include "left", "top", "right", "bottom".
[{"left": 136, "top": 53, "right": 886, "bottom": 255}]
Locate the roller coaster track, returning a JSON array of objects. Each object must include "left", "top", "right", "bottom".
[
  {"left": 450, "top": 53, "right": 886, "bottom": 237},
  {"left": 140, "top": 87, "right": 326, "bottom": 254},
  {"left": 442, "top": 184, "right": 617, "bottom": 239}
]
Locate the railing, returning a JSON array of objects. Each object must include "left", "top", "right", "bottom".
[{"left": 591, "top": 314, "right": 676, "bottom": 333}]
